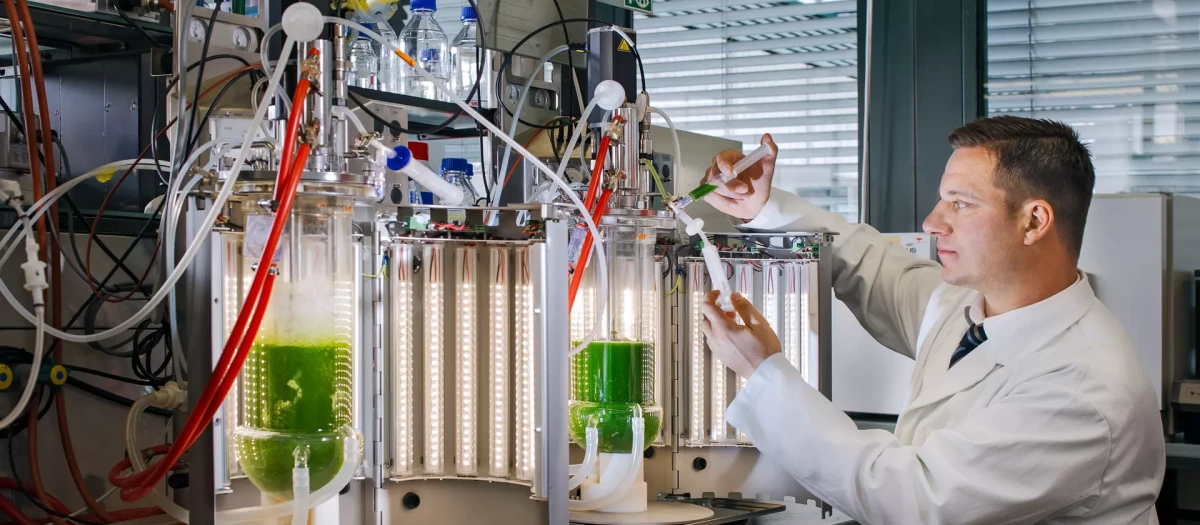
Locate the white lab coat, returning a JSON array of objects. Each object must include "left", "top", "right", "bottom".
[{"left": 725, "top": 189, "right": 1166, "bottom": 525}]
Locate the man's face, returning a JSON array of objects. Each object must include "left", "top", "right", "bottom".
[{"left": 922, "top": 147, "right": 1025, "bottom": 289}]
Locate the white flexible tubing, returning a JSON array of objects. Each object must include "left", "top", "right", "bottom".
[
  {"left": 394, "top": 155, "right": 466, "bottom": 205},
  {"left": 163, "top": 140, "right": 225, "bottom": 368},
  {"left": 290, "top": 457, "right": 310, "bottom": 525},
  {"left": 217, "top": 432, "right": 358, "bottom": 524},
  {"left": 126, "top": 392, "right": 190, "bottom": 523},
  {"left": 555, "top": 101, "right": 607, "bottom": 357},
  {"left": 0, "top": 307, "right": 42, "bottom": 430},
  {"left": 164, "top": 171, "right": 207, "bottom": 381},
  {"left": 493, "top": 44, "right": 570, "bottom": 206},
  {"left": 568, "top": 413, "right": 645, "bottom": 511},
  {"left": 0, "top": 38, "right": 299, "bottom": 343},
  {"left": 334, "top": 14, "right": 611, "bottom": 355},
  {"left": 334, "top": 105, "right": 368, "bottom": 135},
  {"left": 566, "top": 423, "right": 599, "bottom": 491},
  {"left": 648, "top": 107, "right": 683, "bottom": 193}
]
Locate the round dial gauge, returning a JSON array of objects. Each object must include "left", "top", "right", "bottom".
[
  {"left": 187, "top": 19, "right": 208, "bottom": 42},
  {"left": 232, "top": 26, "right": 254, "bottom": 51}
]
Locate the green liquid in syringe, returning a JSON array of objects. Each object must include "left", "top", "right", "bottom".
[{"left": 687, "top": 182, "right": 720, "bottom": 201}]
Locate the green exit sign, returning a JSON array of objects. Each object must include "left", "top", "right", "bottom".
[
  {"left": 599, "top": 0, "right": 652, "bottom": 14},
  {"left": 624, "top": 0, "right": 651, "bottom": 13}
]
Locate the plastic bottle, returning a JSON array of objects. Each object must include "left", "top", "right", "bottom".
[
  {"left": 440, "top": 158, "right": 477, "bottom": 225},
  {"left": 347, "top": 30, "right": 379, "bottom": 89},
  {"left": 376, "top": 23, "right": 402, "bottom": 93},
  {"left": 398, "top": 0, "right": 449, "bottom": 101},
  {"left": 450, "top": 6, "right": 484, "bottom": 105}
]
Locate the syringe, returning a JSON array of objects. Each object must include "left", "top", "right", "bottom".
[{"left": 669, "top": 142, "right": 773, "bottom": 210}]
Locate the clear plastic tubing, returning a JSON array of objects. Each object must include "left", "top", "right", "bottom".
[
  {"left": 328, "top": 16, "right": 613, "bottom": 356},
  {"left": 0, "top": 37, "right": 299, "bottom": 342},
  {"left": 493, "top": 44, "right": 569, "bottom": 208},
  {"left": 673, "top": 142, "right": 773, "bottom": 210}
]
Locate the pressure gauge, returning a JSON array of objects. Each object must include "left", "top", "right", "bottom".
[
  {"left": 232, "top": 26, "right": 255, "bottom": 51},
  {"left": 187, "top": 18, "right": 207, "bottom": 42}
]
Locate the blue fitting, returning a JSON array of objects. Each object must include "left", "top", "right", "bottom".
[
  {"left": 461, "top": 5, "right": 476, "bottom": 21},
  {"left": 440, "top": 157, "right": 471, "bottom": 175},
  {"left": 387, "top": 145, "right": 412, "bottom": 171},
  {"left": 410, "top": 0, "right": 436, "bottom": 12}
]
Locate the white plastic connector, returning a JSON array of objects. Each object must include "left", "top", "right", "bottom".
[
  {"left": 20, "top": 240, "right": 46, "bottom": 308},
  {"left": 282, "top": 2, "right": 323, "bottom": 41},
  {"left": 593, "top": 80, "right": 627, "bottom": 111}
]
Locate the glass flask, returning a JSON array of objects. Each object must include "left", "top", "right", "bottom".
[
  {"left": 568, "top": 218, "right": 662, "bottom": 453},
  {"left": 234, "top": 196, "right": 361, "bottom": 497}
]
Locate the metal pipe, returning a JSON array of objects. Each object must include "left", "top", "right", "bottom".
[
  {"left": 611, "top": 105, "right": 645, "bottom": 209},
  {"left": 859, "top": 0, "right": 874, "bottom": 225}
]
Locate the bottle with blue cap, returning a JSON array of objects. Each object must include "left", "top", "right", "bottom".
[
  {"left": 347, "top": 26, "right": 379, "bottom": 89},
  {"left": 450, "top": 6, "right": 486, "bottom": 106},
  {"left": 440, "top": 158, "right": 477, "bottom": 225},
  {"left": 398, "top": 0, "right": 449, "bottom": 101}
]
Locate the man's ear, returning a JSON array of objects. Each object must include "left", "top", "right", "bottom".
[{"left": 1021, "top": 199, "right": 1054, "bottom": 247}]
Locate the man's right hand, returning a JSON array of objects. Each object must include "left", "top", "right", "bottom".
[{"left": 703, "top": 133, "right": 778, "bottom": 221}]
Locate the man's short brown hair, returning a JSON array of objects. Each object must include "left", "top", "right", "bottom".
[{"left": 948, "top": 116, "right": 1096, "bottom": 258}]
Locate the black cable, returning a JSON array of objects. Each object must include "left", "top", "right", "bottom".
[
  {"left": 550, "top": 0, "right": 579, "bottom": 118},
  {"left": 64, "top": 364, "right": 160, "bottom": 387},
  {"left": 0, "top": 96, "right": 144, "bottom": 285},
  {"left": 493, "top": 18, "right": 646, "bottom": 129},
  {"left": 150, "top": 53, "right": 256, "bottom": 185},
  {"left": 0, "top": 384, "right": 52, "bottom": 440},
  {"left": 180, "top": 0, "right": 225, "bottom": 169},
  {"left": 7, "top": 428, "right": 108, "bottom": 525},
  {"left": 348, "top": 0, "right": 489, "bottom": 137},
  {"left": 115, "top": 7, "right": 166, "bottom": 49},
  {"left": 189, "top": 67, "right": 261, "bottom": 148},
  {"left": 64, "top": 376, "right": 172, "bottom": 417}
]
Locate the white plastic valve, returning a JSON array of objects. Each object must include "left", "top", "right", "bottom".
[
  {"left": 386, "top": 145, "right": 466, "bottom": 206},
  {"left": 593, "top": 80, "right": 627, "bottom": 111},
  {"left": 282, "top": 3, "right": 324, "bottom": 41}
]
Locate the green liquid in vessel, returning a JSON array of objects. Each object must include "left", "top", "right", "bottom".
[
  {"left": 235, "top": 341, "right": 353, "bottom": 497},
  {"left": 568, "top": 341, "right": 662, "bottom": 453},
  {"left": 687, "top": 183, "right": 720, "bottom": 201}
]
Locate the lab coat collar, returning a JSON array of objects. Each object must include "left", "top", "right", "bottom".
[
  {"left": 904, "top": 272, "right": 1094, "bottom": 413},
  {"left": 980, "top": 272, "right": 1094, "bottom": 367}
]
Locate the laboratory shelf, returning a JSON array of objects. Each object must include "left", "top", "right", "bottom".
[
  {"left": 0, "top": 1, "right": 171, "bottom": 61},
  {"left": 347, "top": 86, "right": 495, "bottom": 139}
]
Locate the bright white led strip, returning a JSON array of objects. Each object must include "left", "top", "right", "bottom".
[
  {"left": 514, "top": 247, "right": 536, "bottom": 481},
  {"left": 800, "top": 263, "right": 812, "bottom": 385},
  {"left": 224, "top": 239, "right": 242, "bottom": 475},
  {"left": 734, "top": 263, "right": 752, "bottom": 443},
  {"left": 391, "top": 244, "right": 414, "bottom": 477},
  {"left": 762, "top": 262, "right": 779, "bottom": 335},
  {"left": 687, "top": 262, "right": 705, "bottom": 445},
  {"left": 709, "top": 261, "right": 727, "bottom": 442},
  {"left": 488, "top": 246, "right": 510, "bottom": 478},
  {"left": 456, "top": 247, "right": 478, "bottom": 475},
  {"left": 785, "top": 263, "right": 802, "bottom": 374},
  {"left": 424, "top": 244, "right": 445, "bottom": 475}
]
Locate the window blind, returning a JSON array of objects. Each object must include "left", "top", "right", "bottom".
[
  {"left": 987, "top": 0, "right": 1200, "bottom": 195},
  {"left": 635, "top": 0, "right": 860, "bottom": 220}
]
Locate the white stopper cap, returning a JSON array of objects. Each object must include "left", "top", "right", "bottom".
[
  {"left": 593, "top": 80, "right": 627, "bottom": 111},
  {"left": 282, "top": 3, "right": 324, "bottom": 41},
  {"left": 684, "top": 217, "right": 705, "bottom": 236}
]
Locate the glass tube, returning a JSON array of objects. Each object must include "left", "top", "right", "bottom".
[
  {"left": 234, "top": 196, "right": 358, "bottom": 498},
  {"left": 733, "top": 263, "right": 753, "bottom": 443},
  {"left": 568, "top": 220, "right": 663, "bottom": 454},
  {"left": 784, "top": 262, "right": 802, "bottom": 375}
]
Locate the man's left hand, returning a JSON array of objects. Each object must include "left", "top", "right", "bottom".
[{"left": 701, "top": 290, "right": 782, "bottom": 378}]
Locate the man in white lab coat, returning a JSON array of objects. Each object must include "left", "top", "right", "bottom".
[{"left": 699, "top": 116, "right": 1165, "bottom": 524}]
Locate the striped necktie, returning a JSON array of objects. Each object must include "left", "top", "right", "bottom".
[{"left": 949, "top": 306, "right": 987, "bottom": 369}]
